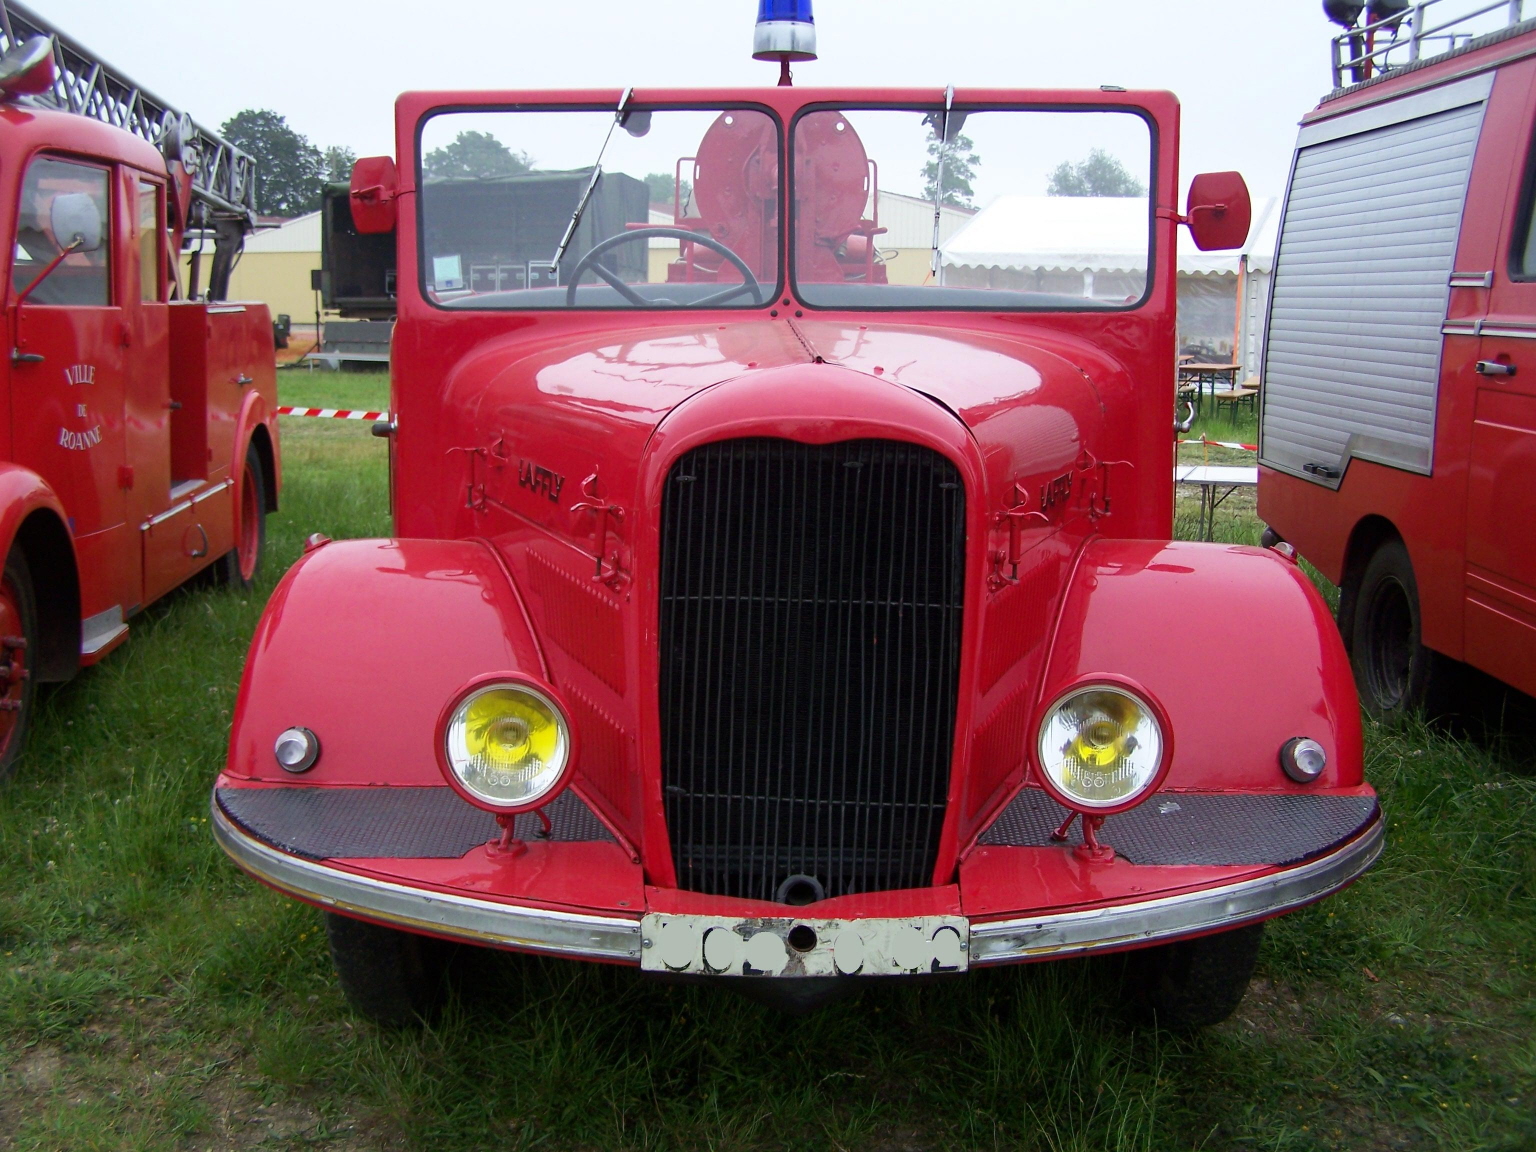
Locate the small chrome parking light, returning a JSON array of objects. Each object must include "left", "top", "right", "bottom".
[
  {"left": 274, "top": 726, "right": 320, "bottom": 773},
  {"left": 1280, "top": 736, "right": 1327, "bottom": 783}
]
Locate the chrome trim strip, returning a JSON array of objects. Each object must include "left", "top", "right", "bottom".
[
  {"left": 211, "top": 800, "right": 643, "bottom": 963},
  {"left": 141, "top": 499, "right": 193, "bottom": 530},
  {"left": 969, "top": 814, "right": 1383, "bottom": 965},
  {"left": 193, "top": 478, "right": 233, "bottom": 506},
  {"left": 141, "top": 479, "right": 232, "bottom": 530},
  {"left": 1442, "top": 320, "right": 1481, "bottom": 336},
  {"left": 1478, "top": 325, "right": 1536, "bottom": 340}
]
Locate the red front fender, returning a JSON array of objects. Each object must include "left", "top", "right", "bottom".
[
  {"left": 0, "top": 462, "right": 73, "bottom": 564},
  {"left": 1036, "top": 538, "right": 1364, "bottom": 792},
  {"left": 225, "top": 537, "right": 547, "bottom": 783},
  {"left": 232, "top": 377, "right": 280, "bottom": 509}
]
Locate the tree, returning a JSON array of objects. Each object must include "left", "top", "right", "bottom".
[
  {"left": 644, "top": 171, "right": 692, "bottom": 206},
  {"left": 1046, "top": 149, "right": 1146, "bottom": 197},
  {"left": 221, "top": 109, "right": 325, "bottom": 216},
  {"left": 324, "top": 146, "right": 357, "bottom": 185},
  {"left": 423, "top": 131, "right": 533, "bottom": 180},
  {"left": 921, "top": 123, "right": 980, "bottom": 209}
]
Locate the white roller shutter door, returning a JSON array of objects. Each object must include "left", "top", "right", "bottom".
[{"left": 1260, "top": 75, "right": 1492, "bottom": 483}]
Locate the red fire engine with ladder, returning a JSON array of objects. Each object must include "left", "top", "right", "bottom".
[{"left": 0, "top": 2, "right": 280, "bottom": 778}]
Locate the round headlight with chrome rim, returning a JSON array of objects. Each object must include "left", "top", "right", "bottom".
[
  {"left": 1035, "top": 683, "right": 1169, "bottom": 813},
  {"left": 438, "top": 679, "right": 575, "bottom": 812}
]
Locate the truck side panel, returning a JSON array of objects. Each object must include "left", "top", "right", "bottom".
[{"left": 1259, "top": 56, "right": 1536, "bottom": 680}]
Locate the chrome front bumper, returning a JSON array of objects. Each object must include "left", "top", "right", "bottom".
[
  {"left": 212, "top": 798, "right": 1382, "bottom": 969},
  {"left": 211, "top": 800, "right": 642, "bottom": 962}
]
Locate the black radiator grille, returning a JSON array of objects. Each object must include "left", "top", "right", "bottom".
[{"left": 658, "top": 437, "right": 966, "bottom": 901}]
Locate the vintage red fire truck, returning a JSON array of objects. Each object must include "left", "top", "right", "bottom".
[
  {"left": 0, "top": 6, "right": 279, "bottom": 779},
  {"left": 1260, "top": 0, "right": 1536, "bottom": 719},
  {"left": 214, "top": 5, "right": 1379, "bottom": 1027}
]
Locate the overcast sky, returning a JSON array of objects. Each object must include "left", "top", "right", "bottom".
[{"left": 41, "top": 0, "right": 1348, "bottom": 202}]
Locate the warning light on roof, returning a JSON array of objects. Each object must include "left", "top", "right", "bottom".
[{"left": 753, "top": 0, "right": 817, "bottom": 64}]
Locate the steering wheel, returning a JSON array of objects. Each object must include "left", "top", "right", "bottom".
[{"left": 563, "top": 226, "right": 765, "bottom": 307}]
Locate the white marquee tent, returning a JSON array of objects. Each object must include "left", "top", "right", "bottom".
[{"left": 940, "top": 194, "right": 1282, "bottom": 378}]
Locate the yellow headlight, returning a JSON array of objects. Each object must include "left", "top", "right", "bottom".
[
  {"left": 1037, "top": 686, "right": 1164, "bottom": 809},
  {"left": 443, "top": 683, "right": 571, "bottom": 810}
]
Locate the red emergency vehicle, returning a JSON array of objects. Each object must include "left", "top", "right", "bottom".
[
  {"left": 214, "top": 4, "right": 1378, "bottom": 1027},
  {"left": 1260, "top": 0, "right": 1536, "bottom": 719},
  {"left": 0, "top": 6, "right": 280, "bottom": 778}
]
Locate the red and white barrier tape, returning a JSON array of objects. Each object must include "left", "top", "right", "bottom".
[
  {"left": 277, "top": 407, "right": 391, "bottom": 421},
  {"left": 1178, "top": 436, "right": 1257, "bottom": 452}
]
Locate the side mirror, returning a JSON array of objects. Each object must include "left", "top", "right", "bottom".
[
  {"left": 1184, "top": 171, "right": 1251, "bottom": 252},
  {"left": 50, "top": 193, "right": 103, "bottom": 253},
  {"left": 349, "top": 156, "right": 398, "bottom": 234}
]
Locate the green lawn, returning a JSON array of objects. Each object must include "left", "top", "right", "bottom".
[{"left": 0, "top": 373, "right": 1531, "bottom": 1150}]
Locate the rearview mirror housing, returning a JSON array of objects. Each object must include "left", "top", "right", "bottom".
[
  {"left": 1184, "top": 171, "right": 1251, "bottom": 252},
  {"left": 50, "top": 192, "right": 103, "bottom": 253},
  {"left": 349, "top": 156, "right": 398, "bottom": 234}
]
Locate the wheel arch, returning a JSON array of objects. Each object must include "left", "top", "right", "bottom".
[
  {"left": 1335, "top": 514, "right": 1404, "bottom": 646},
  {"left": 11, "top": 507, "right": 81, "bottom": 683},
  {"left": 246, "top": 421, "right": 278, "bottom": 513}
]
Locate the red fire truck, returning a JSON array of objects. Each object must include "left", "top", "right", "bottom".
[
  {"left": 214, "top": 5, "right": 1378, "bottom": 1027},
  {"left": 1259, "top": 0, "right": 1536, "bottom": 721},
  {"left": 0, "top": 5, "right": 280, "bottom": 778}
]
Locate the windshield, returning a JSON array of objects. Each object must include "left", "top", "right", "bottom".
[
  {"left": 791, "top": 107, "right": 1153, "bottom": 310},
  {"left": 418, "top": 107, "right": 780, "bottom": 309}
]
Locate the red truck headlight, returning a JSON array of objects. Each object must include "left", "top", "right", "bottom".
[
  {"left": 438, "top": 679, "right": 574, "bottom": 813},
  {"left": 1035, "top": 683, "right": 1169, "bottom": 814}
]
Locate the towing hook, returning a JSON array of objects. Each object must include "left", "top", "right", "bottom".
[{"left": 1173, "top": 402, "right": 1196, "bottom": 434}]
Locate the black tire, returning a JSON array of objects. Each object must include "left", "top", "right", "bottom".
[
  {"left": 218, "top": 443, "right": 267, "bottom": 589},
  {"left": 1132, "top": 922, "right": 1264, "bottom": 1031},
  {"left": 0, "top": 551, "right": 37, "bottom": 783},
  {"left": 323, "top": 912, "right": 452, "bottom": 1027},
  {"left": 1348, "top": 538, "right": 1448, "bottom": 723}
]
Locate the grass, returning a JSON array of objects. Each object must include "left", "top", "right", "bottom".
[{"left": 1, "top": 371, "right": 1533, "bottom": 1150}]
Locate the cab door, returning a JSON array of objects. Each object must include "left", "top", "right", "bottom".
[
  {"left": 1465, "top": 61, "right": 1536, "bottom": 698},
  {"left": 8, "top": 154, "right": 131, "bottom": 618},
  {"left": 122, "top": 172, "right": 197, "bottom": 605}
]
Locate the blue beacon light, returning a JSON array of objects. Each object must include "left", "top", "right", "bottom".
[{"left": 754, "top": 0, "right": 817, "bottom": 71}]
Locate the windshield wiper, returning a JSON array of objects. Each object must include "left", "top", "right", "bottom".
[
  {"left": 930, "top": 84, "right": 954, "bottom": 281},
  {"left": 550, "top": 87, "right": 634, "bottom": 277}
]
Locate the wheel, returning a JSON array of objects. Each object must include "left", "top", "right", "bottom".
[
  {"left": 1348, "top": 538, "right": 1445, "bottom": 723},
  {"left": 218, "top": 443, "right": 266, "bottom": 589},
  {"left": 1132, "top": 922, "right": 1264, "bottom": 1031},
  {"left": 0, "top": 551, "right": 37, "bottom": 782},
  {"left": 563, "top": 226, "right": 764, "bottom": 307},
  {"left": 323, "top": 912, "right": 452, "bottom": 1026}
]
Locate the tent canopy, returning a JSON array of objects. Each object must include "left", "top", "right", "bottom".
[{"left": 940, "top": 194, "right": 1281, "bottom": 277}]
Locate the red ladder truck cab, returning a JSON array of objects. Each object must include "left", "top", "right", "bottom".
[
  {"left": 215, "top": 13, "right": 1379, "bottom": 1027},
  {"left": 0, "top": 13, "right": 279, "bottom": 777},
  {"left": 1259, "top": 0, "right": 1536, "bottom": 719}
]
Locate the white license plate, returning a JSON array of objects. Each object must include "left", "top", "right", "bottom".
[{"left": 640, "top": 913, "right": 969, "bottom": 977}]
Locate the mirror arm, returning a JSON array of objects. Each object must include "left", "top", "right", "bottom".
[
  {"left": 14, "top": 237, "right": 83, "bottom": 306},
  {"left": 1186, "top": 203, "right": 1230, "bottom": 221}
]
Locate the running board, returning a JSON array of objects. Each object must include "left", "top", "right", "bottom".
[{"left": 81, "top": 605, "right": 128, "bottom": 658}]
